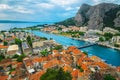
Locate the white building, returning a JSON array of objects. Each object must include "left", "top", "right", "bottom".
[
  {"left": 7, "top": 45, "right": 19, "bottom": 58},
  {"left": 103, "top": 27, "right": 119, "bottom": 34},
  {"left": 111, "top": 36, "right": 120, "bottom": 43}
]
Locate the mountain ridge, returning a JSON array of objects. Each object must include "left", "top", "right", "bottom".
[{"left": 56, "top": 3, "right": 120, "bottom": 30}]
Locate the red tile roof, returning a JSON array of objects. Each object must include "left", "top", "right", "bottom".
[
  {"left": 63, "top": 64, "right": 73, "bottom": 72},
  {"left": 4, "top": 36, "right": 16, "bottom": 41},
  {"left": 95, "top": 62, "right": 108, "bottom": 69},
  {"left": 29, "top": 70, "right": 45, "bottom": 80},
  {"left": 71, "top": 69, "right": 79, "bottom": 79},
  {"left": 0, "top": 45, "right": 8, "bottom": 49},
  {"left": 117, "top": 67, "right": 120, "bottom": 72},
  {"left": 0, "top": 75, "right": 8, "bottom": 80},
  {"left": 43, "top": 59, "right": 63, "bottom": 69},
  {"left": 72, "top": 49, "right": 82, "bottom": 55}
]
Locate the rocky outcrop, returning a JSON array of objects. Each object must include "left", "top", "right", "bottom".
[
  {"left": 114, "top": 11, "right": 120, "bottom": 27},
  {"left": 74, "top": 4, "right": 91, "bottom": 26},
  {"left": 56, "top": 3, "right": 120, "bottom": 30}
]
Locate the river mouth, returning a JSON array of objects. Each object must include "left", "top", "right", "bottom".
[{"left": 28, "top": 30, "right": 120, "bottom": 66}]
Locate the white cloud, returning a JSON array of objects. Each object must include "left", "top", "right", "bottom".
[
  {"left": 0, "top": 4, "right": 34, "bottom": 14},
  {"left": 49, "top": 0, "right": 79, "bottom": 7},
  {"left": 13, "top": 6, "right": 34, "bottom": 14},
  {"left": 65, "top": 6, "right": 80, "bottom": 11},
  {"left": 0, "top": 4, "right": 11, "bottom": 10},
  {"left": 65, "top": 7, "right": 73, "bottom": 11},
  {"left": 36, "top": 3, "right": 55, "bottom": 9}
]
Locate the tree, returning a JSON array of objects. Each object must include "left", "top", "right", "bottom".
[
  {"left": 56, "top": 68, "right": 72, "bottom": 80},
  {"left": 12, "top": 54, "right": 19, "bottom": 58},
  {"left": 27, "top": 35, "right": 33, "bottom": 48},
  {"left": 40, "top": 68, "right": 72, "bottom": 80},
  {"left": 0, "top": 38, "right": 2, "bottom": 42},
  {"left": 77, "top": 65, "right": 84, "bottom": 72},
  {"left": 104, "top": 33, "right": 113, "bottom": 41},
  {"left": 53, "top": 45, "right": 63, "bottom": 50},
  {"left": 99, "top": 37, "right": 105, "bottom": 42},
  {"left": 15, "top": 38, "right": 22, "bottom": 46},
  {"left": 79, "top": 31, "right": 85, "bottom": 36},
  {"left": 40, "top": 49, "right": 49, "bottom": 56},
  {"left": 104, "top": 74, "right": 116, "bottom": 80},
  {"left": 83, "top": 51, "right": 88, "bottom": 56},
  {"left": 15, "top": 38, "right": 23, "bottom": 54},
  {"left": 40, "top": 37, "right": 47, "bottom": 40},
  {"left": 57, "top": 27, "right": 62, "bottom": 31},
  {"left": 4, "top": 41, "right": 8, "bottom": 46},
  {"left": 114, "top": 44, "right": 119, "bottom": 47},
  {"left": 17, "top": 54, "right": 26, "bottom": 62},
  {"left": 0, "top": 55, "right": 5, "bottom": 61}
]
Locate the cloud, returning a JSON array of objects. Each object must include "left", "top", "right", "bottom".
[
  {"left": 0, "top": 0, "right": 120, "bottom": 22},
  {"left": 36, "top": 3, "right": 55, "bottom": 9},
  {"left": 49, "top": 0, "right": 79, "bottom": 7},
  {"left": 0, "top": 4, "right": 34, "bottom": 14},
  {"left": 0, "top": 4, "right": 11, "bottom": 10},
  {"left": 13, "top": 6, "right": 34, "bottom": 14},
  {"left": 65, "top": 7, "right": 73, "bottom": 11}
]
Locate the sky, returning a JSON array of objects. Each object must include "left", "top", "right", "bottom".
[{"left": 0, "top": 0, "right": 120, "bottom": 22}]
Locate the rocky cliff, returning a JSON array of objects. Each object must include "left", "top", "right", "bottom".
[{"left": 56, "top": 3, "right": 120, "bottom": 30}]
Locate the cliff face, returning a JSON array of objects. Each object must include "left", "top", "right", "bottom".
[
  {"left": 57, "top": 3, "right": 120, "bottom": 30},
  {"left": 114, "top": 11, "right": 120, "bottom": 27},
  {"left": 74, "top": 4, "right": 91, "bottom": 26}
]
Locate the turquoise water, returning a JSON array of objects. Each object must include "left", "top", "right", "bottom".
[
  {"left": 29, "top": 30, "right": 120, "bottom": 66},
  {"left": 0, "top": 22, "right": 53, "bottom": 30},
  {"left": 0, "top": 23, "right": 120, "bottom": 66}
]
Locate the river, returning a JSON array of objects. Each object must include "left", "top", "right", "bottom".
[
  {"left": 0, "top": 22, "right": 119, "bottom": 66},
  {"left": 29, "top": 30, "right": 120, "bottom": 66}
]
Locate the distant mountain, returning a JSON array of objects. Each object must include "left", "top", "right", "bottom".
[
  {"left": 55, "top": 17, "right": 76, "bottom": 26},
  {"left": 0, "top": 20, "right": 40, "bottom": 23},
  {"left": 56, "top": 3, "right": 120, "bottom": 30}
]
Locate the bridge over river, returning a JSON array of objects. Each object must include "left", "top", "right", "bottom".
[
  {"left": 78, "top": 43, "right": 97, "bottom": 49},
  {"left": 27, "top": 30, "right": 120, "bottom": 66}
]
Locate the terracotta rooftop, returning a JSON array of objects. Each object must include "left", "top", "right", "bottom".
[
  {"left": 81, "top": 63, "right": 89, "bottom": 71},
  {"left": 95, "top": 62, "right": 108, "bottom": 69},
  {"left": 68, "top": 46, "right": 77, "bottom": 51},
  {"left": 0, "top": 75, "right": 8, "bottom": 80},
  {"left": 0, "top": 59, "right": 12, "bottom": 66},
  {"left": 43, "top": 59, "right": 63, "bottom": 69},
  {"left": 90, "top": 56, "right": 102, "bottom": 62},
  {"left": 33, "top": 57, "right": 42, "bottom": 63},
  {"left": 0, "top": 45, "right": 8, "bottom": 49},
  {"left": 4, "top": 36, "right": 16, "bottom": 41},
  {"left": 29, "top": 70, "right": 45, "bottom": 80},
  {"left": 23, "top": 58, "right": 33, "bottom": 67},
  {"left": 71, "top": 69, "right": 79, "bottom": 79},
  {"left": 63, "top": 64, "right": 73, "bottom": 72},
  {"left": 72, "top": 49, "right": 82, "bottom": 55},
  {"left": 117, "top": 67, "right": 120, "bottom": 72}
]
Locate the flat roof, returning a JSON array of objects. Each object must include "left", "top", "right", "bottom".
[{"left": 7, "top": 45, "right": 19, "bottom": 52}]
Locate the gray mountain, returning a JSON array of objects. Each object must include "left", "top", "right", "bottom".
[{"left": 56, "top": 3, "right": 120, "bottom": 30}]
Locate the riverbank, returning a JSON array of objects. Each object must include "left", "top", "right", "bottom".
[{"left": 53, "top": 33, "right": 120, "bottom": 51}]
